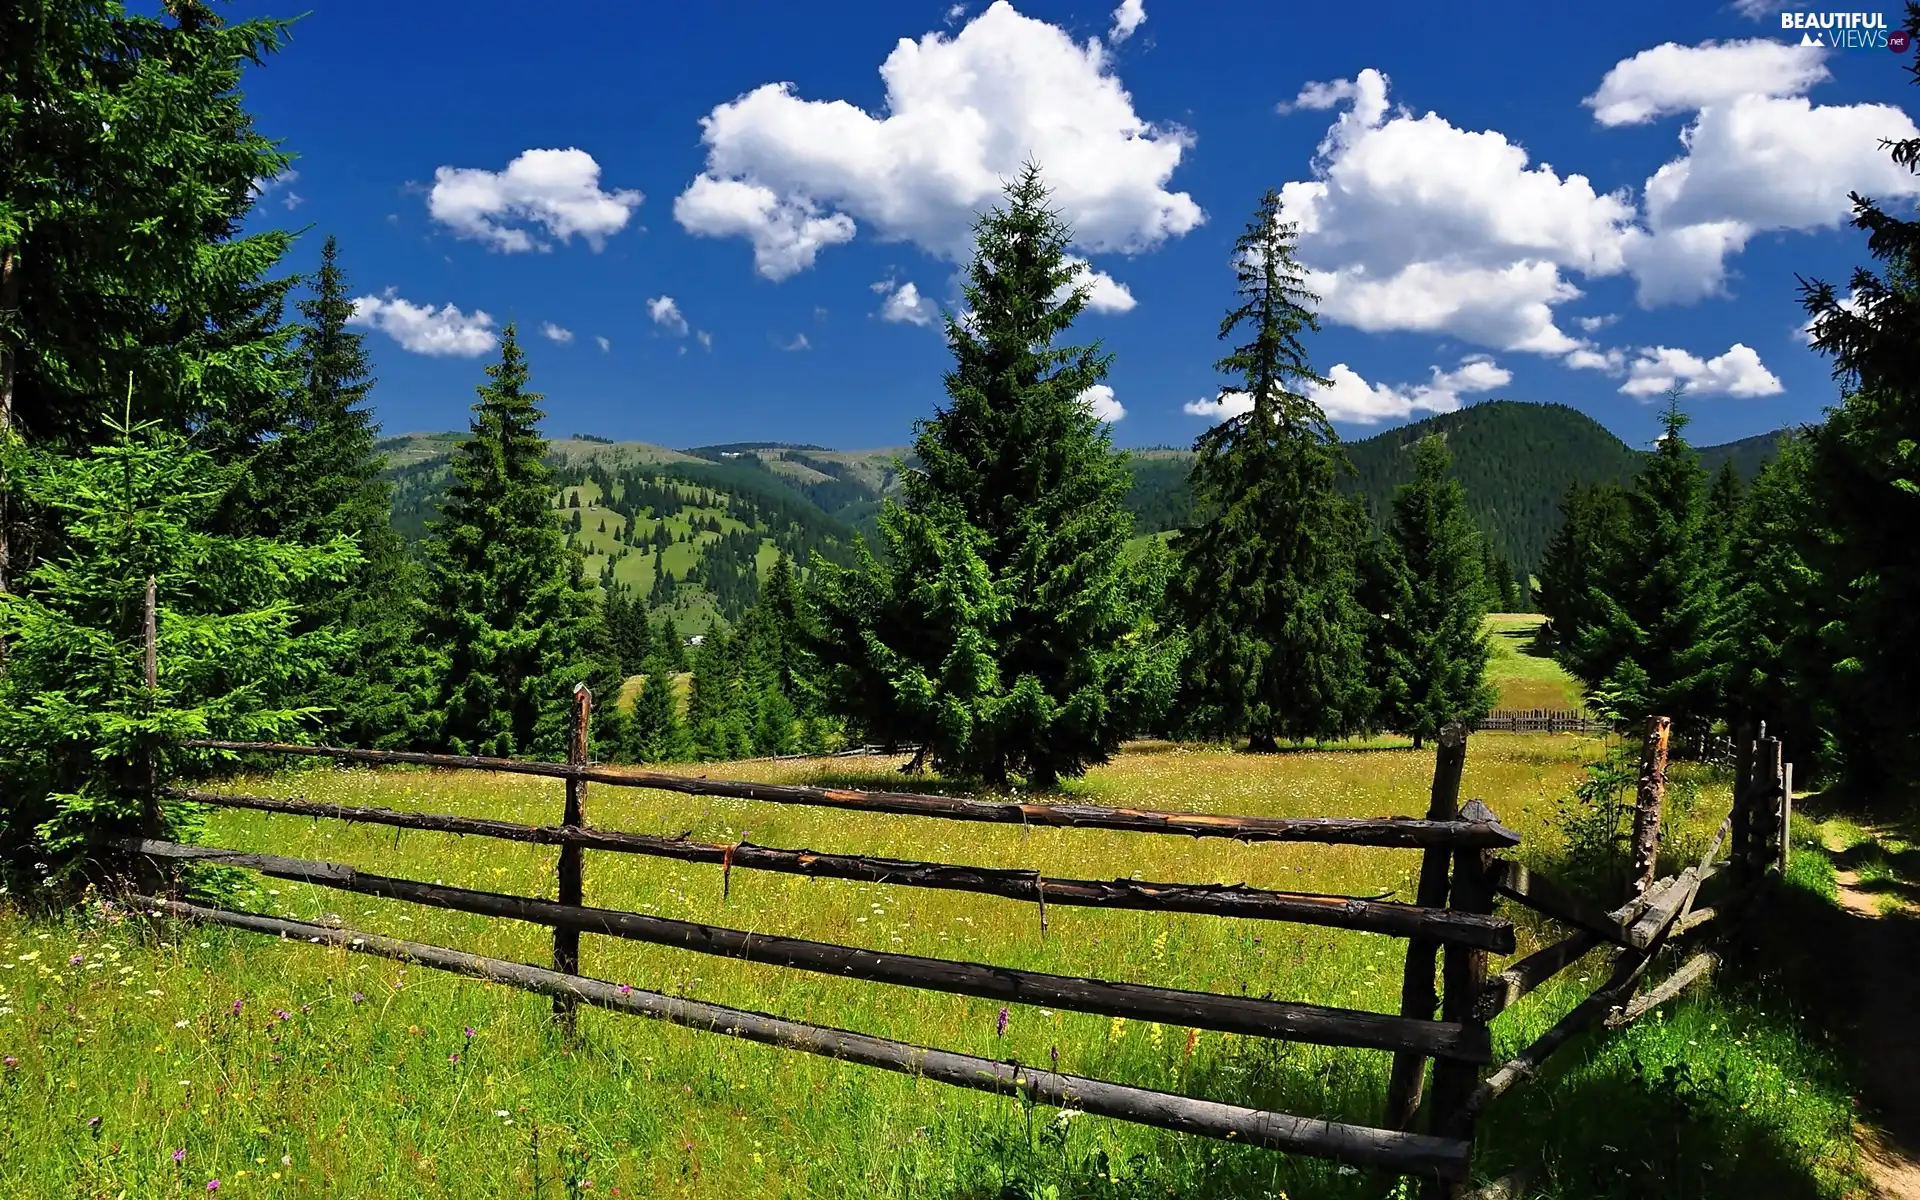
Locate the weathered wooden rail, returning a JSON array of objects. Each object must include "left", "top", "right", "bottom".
[
  {"left": 1471, "top": 709, "right": 1605, "bottom": 735},
  {"left": 123, "top": 708, "right": 1790, "bottom": 1196}
]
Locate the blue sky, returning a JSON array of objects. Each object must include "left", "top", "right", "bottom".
[{"left": 229, "top": 0, "right": 1919, "bottom": 451}]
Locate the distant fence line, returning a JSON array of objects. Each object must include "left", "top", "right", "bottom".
[
  {"left": 109, "top": 687, "right": 1790, "bottom": 1195},
  {"left": 1472, "top": 709, "right": 1605, "bottom": 734}
]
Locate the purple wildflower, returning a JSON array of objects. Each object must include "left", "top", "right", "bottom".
[
  {"left": 274, "top": 1009, "right": 291, "bottom": 1023},
  {"left": 208, "top": 1180, "right": 220, "bottom": 1192},
  {"left": 463, "top": 1026, "right": 475, "bottom": 1039},
  {"left": 173, "top": 1148, "right": 186, "bottom": 1164},
  {"left": 350, "top": 992, "right": 364, "bottom": 1004},
  {"left": 300, "top": 1003, "right": 312, "bottom": 1013},
  {"left": 995, "top": 1007, "right": 1009, "bottom": 1038},
  {"left": 617, "top": 984, "right": 632, "bottom": 996},
  {"left": 69, "top": 954, "right": 83, "bottom": 965},
  {"left": 2, "top": 1056, "right": 15, "bottom": 1068},
  {"left": 270, "top": 1053, "right": 283, "bottom": 1063},
  {"left": 448, "top": 1052, "right": 460, "bottom": 1064},
  {"left": 86, "top": 1116, "right": 101, "bottom": 1128},
  {"left": 229, "top": 1000, "right": 242, "bottom": 1016},
  {"left": 1050, "top": 1045, "right": 1059, "bottom": 1069}
]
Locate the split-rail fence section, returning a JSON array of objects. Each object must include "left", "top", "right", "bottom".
[{"left": 112, "top": 691, "right": 1795, "bottom": 1198}]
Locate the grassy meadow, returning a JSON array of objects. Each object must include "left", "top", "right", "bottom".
[
  {"left": 0, "top": 737, "right": 1866, "bottom": 1198},
  {"left": 1483, "top": 615, "right": 1586, "bottom": 712}
]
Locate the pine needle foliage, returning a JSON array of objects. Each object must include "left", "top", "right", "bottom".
[
  {"left": 1172, "top": 191, "right": 1370, "bottom": 751},
  {"left": 0, "top": 396, "right": 357, "bottom": 891}
]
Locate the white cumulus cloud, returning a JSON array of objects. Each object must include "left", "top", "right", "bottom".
[
  {"left": 540, "top": 321, "right": 574, "bottom": 344},
  {"left": 878, "top": 280, "right": 942, "bottom": 326},
  {"left": 648, "top": 296, "right": 690, "bottom": 336},
  {"left": 429, "top": 148, "right": 642, "bottom": 252},
  {"left": 595, "top": 335, "right": 612, "bottom": 352},
  {"left": 1184, "top": 357, "right": 1510, "bottom": 426},
  {"left": 1108, "top": 0, "right": 1145, "bottom": 44},
  {"left": 1619, "top": 343, "right": 1783, "bottom": 398},
  {"left": 673, "top": 1, "right": 1200, "bottom": 280},
  {"left": 1078, "top": 383, "right": 1125, "bottom": 422},
  {"left": 347, "top": 290, "right": 497, "bottom": 357},
  {"left": 1584, "top": 40, "right": 1829, "bottom": 127},
  {"left": 1063, "top": 257, "right": 1137, "bottom": 314},
  {"left": 1270, "top": 47, "right": 1920, "bottom": 353}
]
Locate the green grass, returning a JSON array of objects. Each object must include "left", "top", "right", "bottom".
[
  {"left": 1484, "top": 614, "right": 1586, "bottom": 711},
  {"left": 0, "top": 738, "right": 1862, "bottom": 1198}
]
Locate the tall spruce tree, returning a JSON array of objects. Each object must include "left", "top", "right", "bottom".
[
  {"left": 1172, "top": 191, "right": 1370, "bottom": 751},
  {"left": 810, "top": 166, "right": 1179, "bottom": 786},
  {"left": 1537, "top": 481, "right": 1631, "bottom": 654},
  {"left": 416, "top": 326, "right": 609, "bottom": 757},
  {"left": 1570, "top": 393, "right": 1727, "bottom": 728},
  {"left": 218, "top": 235, "right": 420, "bottom": 745},
  {"left": 1, "top": 0, "right": 301, "bottom": 593},
  {"left": 1373, "top": 436, "right": 1496, "bottom": 748},
  {"left": 1795, "top": 1, "right": 1920, "bottom": 786},
  {"left": 625, "top": 663, "right": 689, "bottom": 763}
]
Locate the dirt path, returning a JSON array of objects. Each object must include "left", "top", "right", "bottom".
[{"left": 1818, "top": 826, "right": 1920, "bottom": 1199}]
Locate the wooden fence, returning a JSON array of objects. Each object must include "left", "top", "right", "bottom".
[
  {"left": 1472, "top": 709, "right": 1605, "bottom": 734},
  {"left": 110, "top": 701, "right": 1794, "bottom": 1197}
]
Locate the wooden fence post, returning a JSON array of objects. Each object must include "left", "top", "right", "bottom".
[
  {"left": 1628, "top": 716, "right": 1671, "bottom": 896},
  {"left": 1779, "top": 762, "right": 1793, "bottom": 873},
  {"left": 1730, "top": 722, "right": 1754, "bottom": 885},
  {"left": 553, "top": 682, "right": 592, "bottom": 1032},
  {"left": 142, "top": 575, "right": 158, "bottom": 826},
  {"left": 1384, "top": 721, "right": 1467, "bottom": 1132},
  {"left": 1428, "top": 798, "right": 1499, "bottom": 1196},
  {"left": 1753, "top": 738, "right": 1783, "bottom": 877}
]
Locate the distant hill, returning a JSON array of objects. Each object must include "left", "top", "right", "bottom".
[
  {"left": 1118, "top": 401, "right": 1794, "bottom": 574},
  {"left": 373, "top": 402, "right": 1795, "bottom": 624}
]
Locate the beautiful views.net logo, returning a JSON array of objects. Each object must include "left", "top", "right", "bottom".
[{"left": 1781, "top": 11, "right": 1910, "bottom": 51}]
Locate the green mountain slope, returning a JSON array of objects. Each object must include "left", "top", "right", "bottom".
[
  {"left": 373, "top": 402, "right": 1794, "bottom": 623},
  {"left": 1119, "top": 401, "right": 1793, "bottom": 572}
]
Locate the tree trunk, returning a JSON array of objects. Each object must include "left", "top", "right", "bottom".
[
  {"left": 1247, "top": 731, "right": 1279, "bottom": 754},
  {"left": 1413, "top": 732, "right": 1425, "bottom": 751}
]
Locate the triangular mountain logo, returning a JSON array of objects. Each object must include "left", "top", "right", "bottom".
[{"left": 1800, "top": 31, "right": 1824, "bottom": 46}]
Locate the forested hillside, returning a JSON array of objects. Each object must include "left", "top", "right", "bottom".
[
  {"left": 378, "top": 401, "right": 1792, "bottom": 621},
  {"left": 1121, "top": 401, "right": 1792, "bottom": 572}
]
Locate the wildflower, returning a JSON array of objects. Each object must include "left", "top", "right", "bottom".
[
  {"left": 464, "top": 1026, "right": 475, "bottom": 1039},
  {"left": 274, "top": 1009, "right": 291, "bottom": 1023},
  {"left": 281, "top": 1156, "right": 292, "bottom": 1167},
  {"left": 86, "top": 1116, "right": 101, "bottom": 1128},
  {"left": 996, "top": 1007, "right": 1010, "bottom": 1038},
  {"left": 69, "top": 954, "right": 83, "bottom": 965},
  {"left": 350, "top": 992, "right": 364, "bottom": 1004},
  {"left": 617, "top": 984, "right": 632, "bottom": 996},
  {"left": 2, "top": 1057, "right": 15, "bottom": 1068},
  {"left": 449, "top": 1052, "right": 460, "bottom": 1064},
  {"left": 207, "top": 1181, "right": 220, "bottom": 1192},
  {"left": 1050, "top": 1045, "right": 1059, "bottom": 1070},
  {"left": 174, "top": 1149, "right": 186, "bottom": 1164},
  {"left": 230, "top": 1000, "right": 242, "bottom": 1016}
]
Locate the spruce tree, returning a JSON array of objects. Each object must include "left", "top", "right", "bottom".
[
  {"left": 1172, "top": 191, "right": 1370, "bottom": 751},
  {"left": 0, "top": 399, "right": 357, "bottom": 887},
  {"left": 1373, "top": 436, "right": 1497, "bottom": 747},
  {"left": 810, "top": 166, "right": 1179, "bottom": 786},
  {"left": 416, "top": 326, "right": 610, "bottom": 757},
  {"left": 1537, "top": 481, "right": 1631, "bottom": 653},
  {"left": 1795, "top": 2, "right": 1920, "bottom": 786},
  {"left": 1, "top": 0, "right": 301, "bottom": 590},
  {"left": 218, "top": 235, "right": 420, "bottom": 746},
  {"left": 1571, "top": 393, "right": 1727, "bottom": 728},
  {"left": 626, "top": 663, "right": 689, "bottom": 763}
]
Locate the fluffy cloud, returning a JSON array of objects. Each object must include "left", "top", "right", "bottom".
[
  {"left": 346, "top": 291, "right": 497, "bottom": 357},
  {"left": 674, "top": 1, "right": 1199, "bottom": 279},
  {"left": 429, "top": 148, "right": 642, "bottom": 252},
  {"left": 540, "top": 321, "right": 574, "bottom": 344},
  {"left": 1064, "top": 258, "right": 1138, "bottom": 314},
  {"left": 595, "top": 335, "right": 612, "bottom": 352},
  {"left": 781, "top": 333, "right": 812, "bottom": 352},
  {"left": 648, "top": 296, "right": 690, "bottom": 336},
  {"left": 1273, "top": 47, "right": 1920, "bottom": 353},
  {"left": 1184, "top": 357, "right": 1510, "bottom": 425},
  {"left": 1276, "top": 69, "right": 1631, "bottom": 356},
  {"left": 697, "top": 330, "right": 714, "bottom": 351},
  {"left": 1109, "top": 0, "right": 1145, "bottom": 44},
  {"left": 878, "top": 280, "right": 942, "bottom": 326},
  {"left": 1079, "top": 383, "right": 1125, "bottom": 422},
  {"left": 1584, "top": 40, "right": 1828, "bottom": 126},
  {"left": 1619, "top": 343, "right": 1783, "bottom": 398}
]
